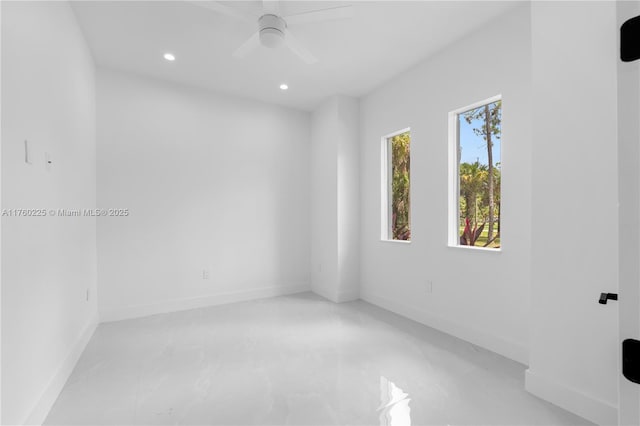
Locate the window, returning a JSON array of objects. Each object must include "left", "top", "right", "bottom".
[
  {"left": 449, "top": 96, "right": 502, "bottom": 249},
  {"left": 382, "top": 129, "right": 411, "bottom": 241}
]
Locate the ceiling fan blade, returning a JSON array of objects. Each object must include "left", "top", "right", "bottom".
[
  {"left": 284, "top": 5, "right": 354, "bottom": 26},
  {"left": 232, "top": 32, "right": 261, "bottom": 59},
  {"left": 283, "top": 29, "right": 317, "bottom": 64},
  {"left": 185, "top": 1, "right": 256, "bottom": 24},
  {"left": 262, "top": 0, "right": 280, "bottom": 16}
]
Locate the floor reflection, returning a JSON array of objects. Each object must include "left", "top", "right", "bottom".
[
  {"left": 44, "top": 295, "right": 591, "bottom": 425},
  {"left": 378, "top": 376, "right": 411, "bottom": 426}
]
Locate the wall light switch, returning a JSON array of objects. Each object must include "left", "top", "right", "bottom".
[
  {"left": 24, "top": 140, "right": 32, "bottom": 164},
  {"left": 202, "top": 269, "right": 210, "bottom": 280}
]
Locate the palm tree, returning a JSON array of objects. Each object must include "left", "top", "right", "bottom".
[
  {"left": 464, "top": 101, "right": 501, "bottom": 241},
  {"left": 459, "top": 161, "right": 488, "bottom": 227}
]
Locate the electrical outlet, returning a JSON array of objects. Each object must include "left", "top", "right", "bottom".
[
  {"left": 202, "top": 269, "right": 210, "bottom": 280},
  {"left": 86, "top": 288, "right": 90, "bottom": 301}
]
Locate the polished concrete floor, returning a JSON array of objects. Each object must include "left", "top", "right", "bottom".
[{"left": 45, "top": 293, "right": 591, "bottom": 425}]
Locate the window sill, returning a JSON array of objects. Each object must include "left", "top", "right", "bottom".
[
  {"left": 380, "top": 239, "right": 412, "bottom": 245},
  {"left": 448, "top": 244, "right": 501, "bottom": 253}
]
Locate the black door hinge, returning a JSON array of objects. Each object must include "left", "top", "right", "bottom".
[
  {"left": 623, "top": 339, "right": 640, "bottom": 384},
  {"left": 621, "top": 15, "right": 640, "bottom": 62}
]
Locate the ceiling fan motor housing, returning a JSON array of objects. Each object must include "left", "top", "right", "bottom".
[{"left": 259, "top": 14, "right": 286, "bottom": 48}]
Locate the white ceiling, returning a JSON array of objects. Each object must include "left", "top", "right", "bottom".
[{"left": 71, "top": 1, "right": 520, "bottom": 111}]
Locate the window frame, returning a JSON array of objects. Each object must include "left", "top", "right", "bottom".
[
  {"left": 380, "top": 127, "right": 412, "bottom": 243},
  {"left": 448, "top": 95, "right": 502, "bottom": 251}
]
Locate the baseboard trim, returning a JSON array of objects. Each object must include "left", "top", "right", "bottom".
[
  {"left": 334, "top": 290, "right": 360, "bottom": 303},
  {"left": 360, "top": 289, "right": 528, "bottom": 365},
  {"left": 310, "top": 285, "right": 335, "bottom": 303},
  {"left": 335, "top": 289, "right": 359, "bottom": 303},
  {"left": 311, "top": 287, "right": 359, "bottom": 303},
  {"left": 525, "top": 369, "right": 618, "bottom": 425},
  {"left": 99, "top": 284, "right": 310, "bottom": 323},
  {"left": 24, "top": 313, "right": 99, "bottom": 425}
]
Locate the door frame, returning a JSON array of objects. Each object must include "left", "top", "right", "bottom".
[{"left": 617, "top": 1, "right": 640, "bottom": 425}]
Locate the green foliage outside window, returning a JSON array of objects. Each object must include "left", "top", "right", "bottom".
[
  {"left": 390, "top": 132, "right": 410, "bottom": 240},
  {"left": 459, "top": 100, "right": 501, "bottom": 248}
]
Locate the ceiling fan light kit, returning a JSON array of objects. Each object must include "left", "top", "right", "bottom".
[
  {"left": 188, "top": 0, "right": 354, "bottom": 64},
  {"left": 259, "top": 14, "right": 286, "bottom": 49}
]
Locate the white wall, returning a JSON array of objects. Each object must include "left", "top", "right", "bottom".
[
  {"left": 1, "top": 2, "right": 4, "bottom": 422},
  {"left": 310, "top": 95, "right": 360, "bottom": 303},
  {"left": 336, "top": 97, "right": 360, "bottom": 302},
  {"left": 358, "top": 5, "right": 532, "bottom": 364},
  {"left": 96, "top": 69, "right": 311, "bottom": 321},
  {"left": 526, "top": 2, "right": 619, "bottom": 425},
  {"left": 311, "top": 99, "right": 339, "bottom": 301},
  {"left": 1, "top": 2, "right": 98, "bottom": 424}
]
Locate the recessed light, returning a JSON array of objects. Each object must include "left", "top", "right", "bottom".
[
  {"left": 164, "top": 53, "right": 175, "bottom": 61},
  {"left": 280, "top": 84, "right": 288, "bottom": 90}
]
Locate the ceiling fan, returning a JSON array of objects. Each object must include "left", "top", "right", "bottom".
[{"left": 186, "top": 0, "right": 354, "bottom": 64}]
